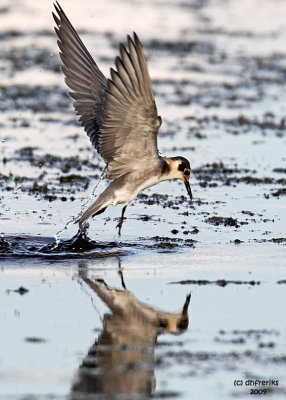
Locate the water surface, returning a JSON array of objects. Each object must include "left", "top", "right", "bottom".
[{"left": 1, "top": 0, "right": 286, "bottom": 399}]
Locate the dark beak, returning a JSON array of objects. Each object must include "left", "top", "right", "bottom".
[
  {"left": 182, "top": 293, "right": 191, "bottom": 317},
  {"left": 184, "top": 179, "right": 193, "bottom": 201}
]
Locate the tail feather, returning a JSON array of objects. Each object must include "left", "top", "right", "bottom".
[{"left": 75, "top": 197, "right": 111, "bottom": 227}]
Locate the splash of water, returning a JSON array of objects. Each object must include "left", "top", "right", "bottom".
[{"left": 52, "top": 166, "right": 107, "bottom": 249}]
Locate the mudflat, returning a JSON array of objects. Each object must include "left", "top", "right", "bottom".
[{"left": 1, "top": 0, "right": 285, "bottom": 399}]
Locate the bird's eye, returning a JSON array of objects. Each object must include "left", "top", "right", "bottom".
[
  {"left": 177, "top": 318, "right": 189, "bottom": 331},
  {"left": 184, "top": 168, "right": 190, "bottom": 176},
  {"left": 159, "top": 319, "right": 168, "bottom": 329},
  {"left": 178, "top": 163, "right": 184, "bottom": 172}
]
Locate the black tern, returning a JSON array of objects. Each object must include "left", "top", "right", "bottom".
[{"left": 53, "top": 2, "right": 192, "bottom": 235}]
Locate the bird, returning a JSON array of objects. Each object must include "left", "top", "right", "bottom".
[
  {"left": 82, "top": 275, "right": 191, "bottom": 337},
  {"left": 71, "top": 273, "right": 191, "bottom": 398},
  {"left": 53, "top": 2, "right": 193, "bottom": 235}
]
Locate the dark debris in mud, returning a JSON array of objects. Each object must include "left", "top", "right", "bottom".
[
  {"left": 2, "top": 46, "right": 60, "bottom": 73},
  {"left": 1, "top": 146, "right": 106, "bottom": 199},
  {"left": 206, "top": 216, "right": 247, "bottom": 228},
  {"left": 0, "top": 28, "right": 113, "bottom": 75},
  {"left": 193, "top": 161, "right": 286, "bottom": 189},
  {"left": 214, "top": 329, "right": 280, "bottom": 349},
  {"left": 149, "top": 236, "right": 196, "bottom": 251},
  {"left": 273, "top": 168, "right": 286, "bottom": 174},
  {"left": 25, "top": 337, "right": 47, "bottom": 344},
  {"left": 6, "top": 286, "right": 29, "bottom": 295},
  {"left": 253, "top": 237, "right": 286, "bottom": 245},
  {"left": 232, "top": 113, "right": 286, "bottom": 131},
  {"left": 169, "top": 279, "right": 260, "bottom": 286},
  {"left": 11, "top": 147, "right": 102, "bottom": 174},
  {"left": 155, "top": 349, "right": 283, "bottom": 375},
  {"left": 0, "top": 85, "right": 69, "bottom": 113},
  {"left": 220, "top": 329, "right": 279, "bottom": 337},
  {"left": 156, "top": 326, "right": 285, "bottom": 379},
  {"left": 144, "top": 38, "right": 215, "bottom": 56},
  {"left": 137, "top": 192, "right": 192, "bottom": 209},
  {"left": 152, "top": 391, "right": 181, "bottom": 399},
  {"left": 270, "top": 188, "right": 286, "bottom": 197},
  {"left": 0, "top": 175, "right": 83, "bottom": 201}
]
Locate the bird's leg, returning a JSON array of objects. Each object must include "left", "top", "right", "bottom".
[
  {"left": 95, "top": 278, "right": 109, "bottom": 287},
  {"left": 116, "top": 205, "right": 127, "bottom": 236},
  {"left": 92, "top": 206, "right": 107, "bottom": 218},
  {"left": 117, "top": 258, "right": 127, "bottom": 290}
]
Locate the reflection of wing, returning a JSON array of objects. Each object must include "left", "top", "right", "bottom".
[
  {"left": 100, "top": 33, "right": 162, "bottom": 180},
  {"left": 70, "top": 278, "right": 191, "bottom": 399},
  {"left": 53, "top": 2, "right": 107, "bottom": 151}
]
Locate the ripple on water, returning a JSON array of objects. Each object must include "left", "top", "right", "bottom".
[
  {"left": 0, "top": 231, "right": 127, "bottom": 260},
  {"left": 0, "top": 230, "right": 196, "bottom": 261}
]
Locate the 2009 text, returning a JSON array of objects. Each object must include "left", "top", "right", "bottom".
[{"left": 233, "top": 379, "right": 279, "bottom": 395}]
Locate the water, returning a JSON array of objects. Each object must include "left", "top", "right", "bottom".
[{"left": 1, "top": 0, "right": 286, "bottom": 399}]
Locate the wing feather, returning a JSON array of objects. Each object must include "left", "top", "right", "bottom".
[
  {"left": 53, "top": 1, "right": 107, "bottom": 151},
  {"left": 100, "top": 34, "right": 162, "bottom": 179}
]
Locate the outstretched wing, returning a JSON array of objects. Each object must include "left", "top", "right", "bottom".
[
  {"left": 53, "top": 1, "right": 107, "bottom": 151},
  {"left": 100, "top": 33, "right": 162, "bottom": 180},
  {"left": 53, "top": 3, "right": 162, "bottom": 180}
]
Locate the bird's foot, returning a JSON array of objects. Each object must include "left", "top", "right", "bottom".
[
  {"left": 78, "top": 221, "right": 89, "bottom": 238},
  {"left": 116, "top": 217, "right": 125, "bottom": 236}
]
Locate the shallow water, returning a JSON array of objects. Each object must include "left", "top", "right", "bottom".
[{"left": 1, "top": 0, "right": 286, "bottom": 399}]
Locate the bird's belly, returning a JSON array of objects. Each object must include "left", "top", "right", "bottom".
[
  {"left": 135, "top": 175, "right": 161, "bottom": 193},
  {"left": 113, "top": 174, "right": 161, "bottom": 205},
  {"left": 113, "top": 187, "right": 136, "bottom": 205}
]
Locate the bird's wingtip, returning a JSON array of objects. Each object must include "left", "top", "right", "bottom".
[
  {"left": 133, "top": 32, "right": 143, "bottom": 47},
  {"left": 54, "top": 1, "right": 62, "bottom": 13}
]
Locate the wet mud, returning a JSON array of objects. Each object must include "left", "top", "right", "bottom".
[{"left": 1, "top": 0, "right": 286, "bottom": 399}]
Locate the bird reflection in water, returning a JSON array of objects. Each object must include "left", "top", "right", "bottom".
[{"left": 70, "top": 270, "right": 191, "bottom": 399}]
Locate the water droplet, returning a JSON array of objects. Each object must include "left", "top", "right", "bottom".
[{"left": 52, "top": 218, "right": 75, "bottom": 250}]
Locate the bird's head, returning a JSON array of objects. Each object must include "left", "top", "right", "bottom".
[
  {"left": 166, "top": 156, "right": 193, "bottom": 201},
  {"left": 158, "top": 293, "right": 191, "bottom": 335}
]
